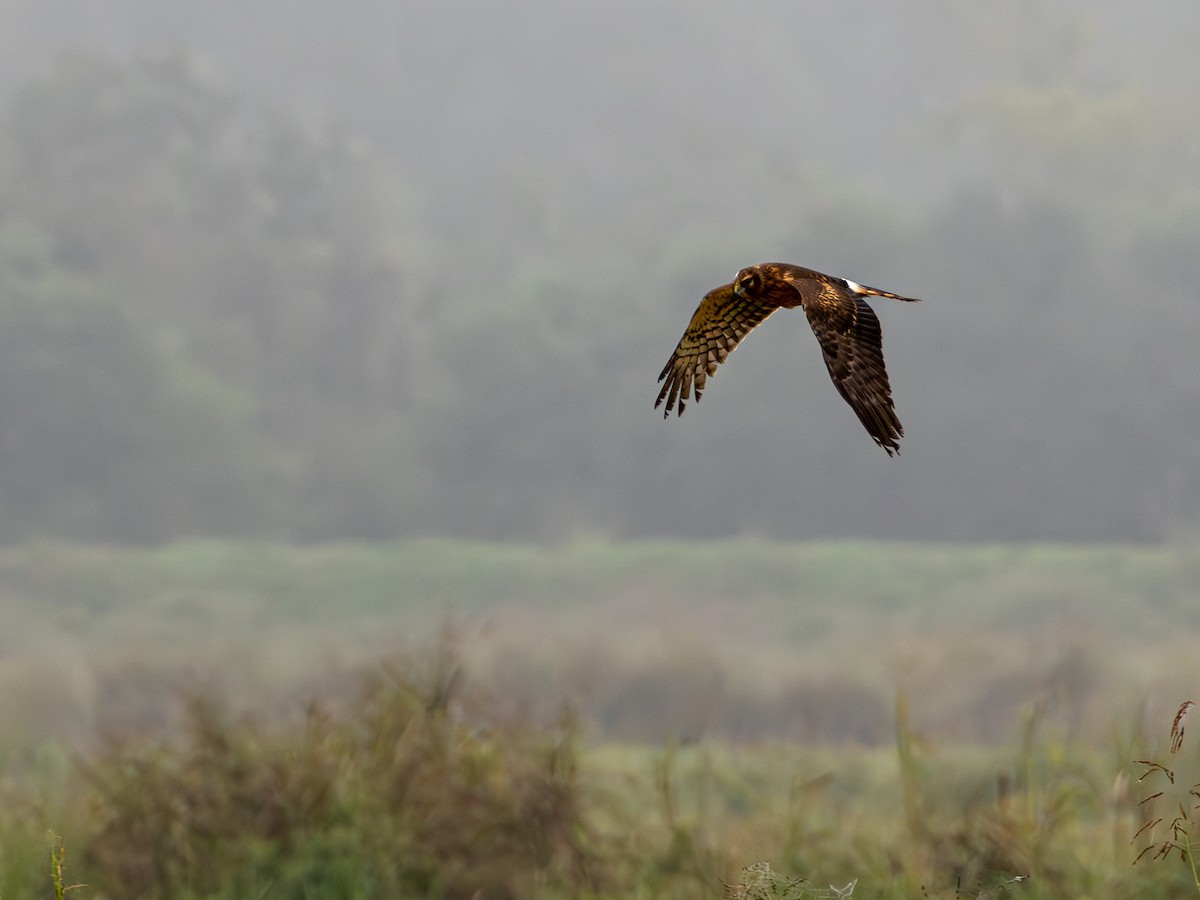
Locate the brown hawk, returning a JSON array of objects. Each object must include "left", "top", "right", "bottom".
[{"left": 656, "top": 262, "right": 919, "bottom": 455}]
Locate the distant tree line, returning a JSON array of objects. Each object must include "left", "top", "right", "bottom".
[{"left": 0, "top": 52, "right": 1196, "bottom": 543}]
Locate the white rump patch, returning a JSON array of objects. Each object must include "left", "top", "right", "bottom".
[{"left": 845, "top": 279, "right": 867, "bottom": 294}]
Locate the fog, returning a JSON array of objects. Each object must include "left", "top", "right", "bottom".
[{"left": 1, "top": 0, "right": 1198, "bottom": 542}]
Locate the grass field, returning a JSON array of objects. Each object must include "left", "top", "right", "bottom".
[{"left": 1, "top": 537, "right": 1199, "bottom": 897}]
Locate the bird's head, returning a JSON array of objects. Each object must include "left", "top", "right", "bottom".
[{"left": 732, "top": 266, "right": 764, "bottom": 298}]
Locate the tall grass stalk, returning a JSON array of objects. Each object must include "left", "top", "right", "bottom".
[
  {"left": 49, "top": 834, "right": 83, "bottom": 899},
  {"left": 1133, "top": 700, "right": 1200, "bottom": 894}
]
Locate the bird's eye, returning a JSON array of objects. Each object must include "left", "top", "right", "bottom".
[{"left": 735, "top": 272, "right": 760, "bottom": 296}]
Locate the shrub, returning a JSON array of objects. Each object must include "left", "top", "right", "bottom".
[{"left": 80, "top": 645, "right": 598, "bottom": 899}]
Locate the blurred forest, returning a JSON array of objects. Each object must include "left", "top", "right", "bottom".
[{"left": 0, "top": 0, "right": 1198, "bottom": 543}]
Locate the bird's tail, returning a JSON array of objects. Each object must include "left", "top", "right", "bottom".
[
  {"left": 845, "top": 279, "right": 921, "bottom": 302},
  {"left": 875, "top": 289, "right": 921, "bottom": 302}
]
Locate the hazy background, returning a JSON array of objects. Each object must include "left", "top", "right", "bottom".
[
  {"left": 0, "top": 0, "right": 1197, "bottom": 546},
  {"left": 2, "top": 11, "right": 1200, "bottom": 894}
]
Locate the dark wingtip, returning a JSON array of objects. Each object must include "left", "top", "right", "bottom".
[
  {"left": 655, "top": 394, "right": 684, "bottom": 418},
  {"left": 880, "top": 433, "right": 902, "bottom": 455}
]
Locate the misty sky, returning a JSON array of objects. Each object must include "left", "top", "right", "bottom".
[{"left": 7, "top": 1, "right": 1197, "bottom": 211}]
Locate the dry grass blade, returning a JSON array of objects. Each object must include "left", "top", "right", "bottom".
[
  {"left": 1173, "top": 702, "right": 1196, "bottom": 755},
  {"left": 1132, "top": 817, "right": 1163, "bottom": 843},
  {"left": 1134, "top": 761, "right": 1174, "bottom": 784}
]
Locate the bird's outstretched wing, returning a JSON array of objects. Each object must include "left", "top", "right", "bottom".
[
  {"left": 804, "top": 296, "right": 904, "bottom": 455},
  {"left": 655, "top": 284, "right": 776, "bottom": 416}
]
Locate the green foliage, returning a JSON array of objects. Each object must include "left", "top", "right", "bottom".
[
  {"left": 0, "top": 223, "right": 276, "bottom": 540},
  {"left": 0, "top": 53, "right": 424, "bottom": 541},
  {"left": 1, "top": 535, "right": 1199, "bottom": 752},
  {"left": 78, "top": 652, "right": 596, "bottom": 899},
  {"left": 2, "top": 618, "right": 1200, "bottom": 898}
]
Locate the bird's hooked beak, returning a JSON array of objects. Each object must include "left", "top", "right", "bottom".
[{"left": 733, "top": 281, "right": 746, "bottom": 298}]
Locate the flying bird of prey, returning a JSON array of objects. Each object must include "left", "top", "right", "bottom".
[{"left": 656, "top": 262, "right": 919, "bottom": 455}]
